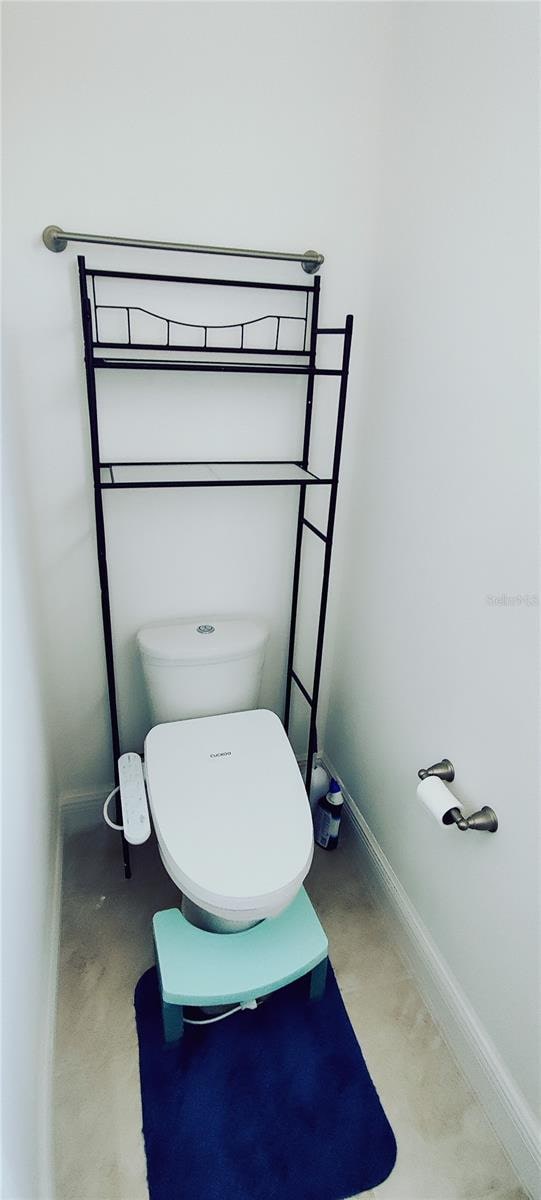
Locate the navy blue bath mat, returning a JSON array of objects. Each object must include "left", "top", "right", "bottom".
[{"left": 135, "top": 964, "right": 396, "bottom": 1200}]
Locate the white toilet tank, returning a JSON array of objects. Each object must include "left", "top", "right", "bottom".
[{"left": 136, "top": 617, "right": 269, "bottom": 724}]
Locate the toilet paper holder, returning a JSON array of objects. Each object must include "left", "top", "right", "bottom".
[{"left": 418, "top": 760, "right": 498, "bottom": 832}]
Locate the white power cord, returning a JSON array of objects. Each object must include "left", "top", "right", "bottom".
[
  {"left": 184, "top": 1006, "right": 243, "bottom": 1026},
  {"left": 103, "top": 786, "right": 123, "bottom": 831},
  {"left": 184, "top": 999, "right": 259, "bottom": 1026},
  {"left": 102, "top": 785, "right": 261, "bottom": 1028}
]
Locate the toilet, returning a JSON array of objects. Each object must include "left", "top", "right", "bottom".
[{"left": 137, "top": 617, "right": 314, "bottom": 934}]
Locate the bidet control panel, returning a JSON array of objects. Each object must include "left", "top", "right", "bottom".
[{"left": 118, "top": 753, "right": 151, "bottom": 845}]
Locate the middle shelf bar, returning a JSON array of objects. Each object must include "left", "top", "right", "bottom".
[
  {"left": 93, "top": 357, "right": 342, "bottom": 376},
  {"left": 99, "top": 462, "right": 334, "bottom": 488}
]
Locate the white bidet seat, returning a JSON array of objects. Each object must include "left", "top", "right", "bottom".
[{"left": 144, "top": 708, "right": 314, "bottom": 924}]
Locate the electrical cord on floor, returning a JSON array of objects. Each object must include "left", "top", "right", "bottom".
[
  {"left": 184, "top": 998, "right": 263, "bottom": 1026},
  {"left": 101, "top": 789, "right": 267, "bottom": 1031},
  {"left": 184, "top": 1006, "right": 244, "bottom": 1026}
]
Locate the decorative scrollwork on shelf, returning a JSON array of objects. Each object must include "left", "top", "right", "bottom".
[{"left": 93, "top": 304, "right": 308, "bottom": 355}]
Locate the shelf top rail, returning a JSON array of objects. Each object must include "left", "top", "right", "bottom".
[
  {"left": 42, "top": 225, "right": 324, "bottom": 274},
  {"left": 83, "top": 265, "right": 314, "bottom": 294}
]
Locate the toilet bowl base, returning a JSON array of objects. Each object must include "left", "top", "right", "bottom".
[{"left": 153, "top": 887, "right": 328, "bottom": 1043}]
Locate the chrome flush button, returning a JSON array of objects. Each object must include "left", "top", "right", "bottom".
[{"left": 196, "top": 624, "right": 215, "bottom": 634}]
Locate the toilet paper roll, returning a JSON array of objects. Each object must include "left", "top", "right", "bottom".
[{"left": 416, "top": 775, "right": 463, "bottom": 825}]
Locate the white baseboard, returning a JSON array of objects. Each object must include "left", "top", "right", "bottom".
[
  {"left": 38, "top": 812, "right": 63, "bottom": 1199},
  {"left": 60, "top": 785, "right": 113, "bottom": 836},
  {"left": 322, "top": 754, "right": 541, "bottom": 1200}
]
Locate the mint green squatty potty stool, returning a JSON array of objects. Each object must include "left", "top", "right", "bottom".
[{"left": 153, "top": 887, "right": 328, "bottom": 1043}]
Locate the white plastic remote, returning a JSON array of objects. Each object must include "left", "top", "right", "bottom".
[{"left": 118, "top": 753, "right": 151, "bottom": 845}]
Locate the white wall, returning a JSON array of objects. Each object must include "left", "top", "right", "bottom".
[
  {"left": 324, "top": 0, "right": 540, "bottom": 1125},
  {"left": 1, "top": 367, "right": 59, "bottom": 1194},
  {"left": 2, "top": 0, "right": 391, "bottom": 796}
]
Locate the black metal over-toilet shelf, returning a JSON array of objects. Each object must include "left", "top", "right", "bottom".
[{"left": 77, "top": 256, "right": 353, "bottom": 879}]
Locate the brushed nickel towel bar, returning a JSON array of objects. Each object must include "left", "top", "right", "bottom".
[
  {"left": 418, "top": 760, "right": 498, "bottom": 832},
  {"left": 42, "top": 225, "right": 324, "bottom": 274}
]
